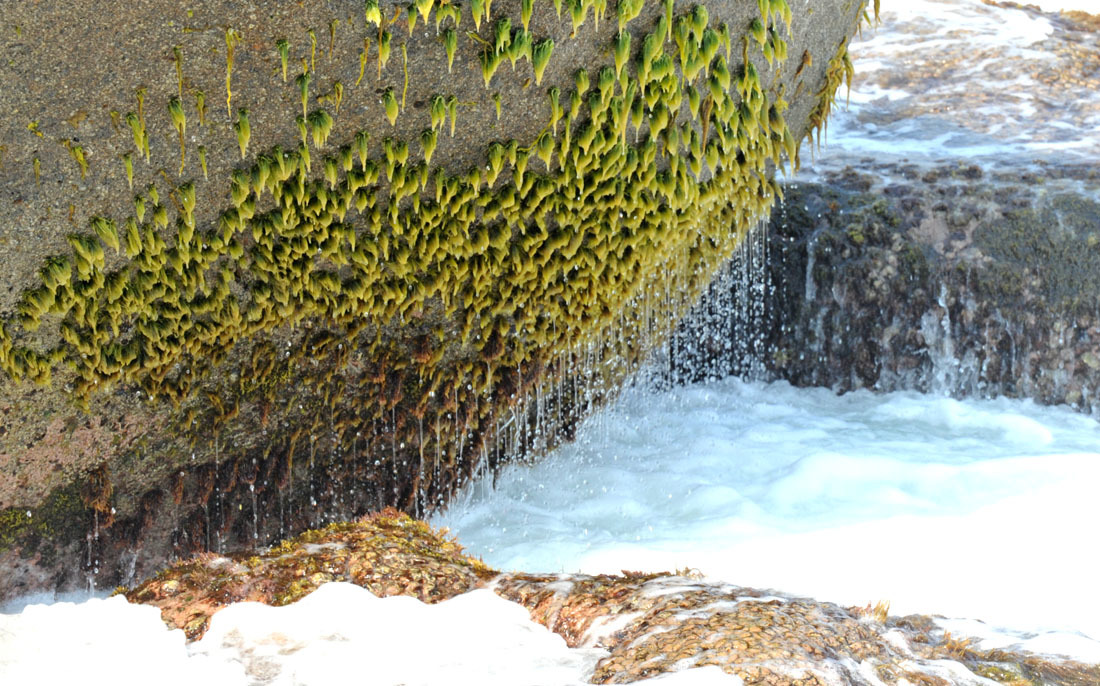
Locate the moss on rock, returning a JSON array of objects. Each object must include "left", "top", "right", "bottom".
[
  {"left": 1, "top": 0, "right": 812, "bottom": 401},
  {"left": 0, "top": 483, "right": 86, "bottom": 559},
  {"left": 0, "top": 0, "right": 870, "bottom": 597}
]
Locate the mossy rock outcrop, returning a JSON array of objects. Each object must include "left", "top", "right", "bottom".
[{"left": 0, "top": 0, "right": 869, "bottom": 599}]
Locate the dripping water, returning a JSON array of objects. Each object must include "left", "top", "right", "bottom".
[{"left": 250, "top": 483, "right": 258, "bottom": 542}]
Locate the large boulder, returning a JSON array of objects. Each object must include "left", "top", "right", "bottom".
[{"left": 0, "top": 0, "right": 869, "bottom": 599}]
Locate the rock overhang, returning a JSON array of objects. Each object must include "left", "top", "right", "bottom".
[{"left": 0, "top": 0, "right": 872, "bottom": 599}]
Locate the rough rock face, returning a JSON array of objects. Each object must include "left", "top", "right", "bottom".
[
  {"left": 126, "top": 511, "right": 1099, "bottom": 685},
  {"left": 0, "top": 0, "right": 868, "bottom": 599},
  {"left": 673, "top": 162, "right": 1100, "bottom": 413}
]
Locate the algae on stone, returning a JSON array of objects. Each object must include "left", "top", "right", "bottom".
[{"left": 0, "top": 0, "right": 871, "bottom": 595}]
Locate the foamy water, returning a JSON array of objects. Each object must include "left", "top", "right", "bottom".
[
  {"left": 802, "top": 0, "right": 1100, "bottom": 174},
  {"left": 0, "top": 581, "right": 737, "bottom": 686},
  {"left": 436, "top": 377, "right": 1100, "bottom": 659},
  {"left": 5, "top": 381, "right": 1099, "bottom": 684}
]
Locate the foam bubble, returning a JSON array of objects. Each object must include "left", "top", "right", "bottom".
[{"left": 1, "top": 582, "right": 766, "bottom": 685}]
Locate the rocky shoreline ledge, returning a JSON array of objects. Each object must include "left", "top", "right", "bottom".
[
  {"left": 767, "top": 163, "right": 1100, "bottom": 411},
  {"left": 123, "top": 510, "right": 1099, "bottom": 686},
  {"left": 669, "top": 159, "right": 1100, "bottom": 419}
]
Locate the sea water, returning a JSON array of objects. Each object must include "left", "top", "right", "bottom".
[
  {"left": 799, "top": 0, "right": 1100, "bottom": 178},
  {"left": 435, "top": 377, "right": 1100, "bottom": 657},
  {"left": 3, "top": 0, "right": 1099, "bottom": 683},
  {"left": 5, "top": 380, "right": 1099, "bottom": 685}
]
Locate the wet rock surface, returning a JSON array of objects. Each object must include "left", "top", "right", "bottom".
[
  {"left": 778, "top": 165, "right": 1100, "bottom": 408},
  {"left": 125, "top": 511, "right": 1099, "bottom": 685},
  {"left": 664, "top": 0, "right": 1100, "bottom": 413},
  {"left": 1, "top": 0, "right": 866, "bottom": 601},
  {"left": 124, "top": 508, "right": 495, "bottom": 640},
  {"left": 675, "top": 162, "right": 1100, "bottom": 414},
  {"left": 497, "top": 572, "right": 890, "bottom": 684}
]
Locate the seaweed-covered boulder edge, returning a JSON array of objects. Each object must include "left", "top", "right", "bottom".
[
  {"left": 0, "top": 0, "right": 869, "bottom": 599},
  {"left": 125, "top": 510, "right": 1099, "bottom": 685}
]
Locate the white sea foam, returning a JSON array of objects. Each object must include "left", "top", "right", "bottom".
[
  {"left": 435, "top": 377, "right": 1100, "bottom": 660},
  {"left": 0, "top": 594, "right": 236, "bottom": 686},
  {"left": 190, "top": 584, "right": 608, "bottom": 686},
  {"left": 801, "top": 0, "right": 1100, "bottom": 175},
  {"left": 8, "top": 381, "right": 1096, "bottom": 680},
  {"left": 0, "top": 581, "right": 745, "bottom": 685}
]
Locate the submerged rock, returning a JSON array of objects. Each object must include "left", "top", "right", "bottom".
[{"left": 124, "top": 512, "right": 1100, "bottom": 685}]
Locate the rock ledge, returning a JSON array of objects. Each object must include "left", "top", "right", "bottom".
[{"left": 124, "top": 511, "right": 1099, "bottom": 686}]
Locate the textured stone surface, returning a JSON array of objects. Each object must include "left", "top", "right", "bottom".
[
  {"left": 0, "top": 0, "right": 868, "bottom": 599},
  {"left": 125, "top": 508, "right": 495, "bottom": 640},
  {"left": 673, "top": 162, "right": 1100, "bottom": 413}
]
